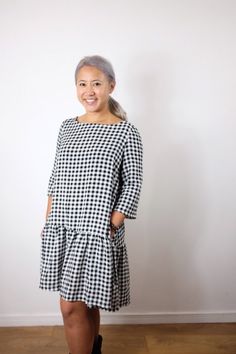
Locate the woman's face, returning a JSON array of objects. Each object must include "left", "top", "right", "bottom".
[{"left": 76, "top": 65, "right": 115, "bottom": 114}]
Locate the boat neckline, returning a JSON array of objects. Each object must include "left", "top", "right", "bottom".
[{"left": 74, "top": 117, "right": 127, "bottom": 126}]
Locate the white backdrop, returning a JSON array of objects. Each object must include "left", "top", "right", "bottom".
[{"left": 0, "top": 0, "right": 236, "bottom": 326}]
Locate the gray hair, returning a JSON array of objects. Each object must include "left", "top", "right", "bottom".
[{"left": 74, "top": 55, "right": 127, "bottom": 121}]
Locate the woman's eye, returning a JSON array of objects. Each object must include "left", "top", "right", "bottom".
[
  {"left": 79, "top": 82, "right": 86, "bottom": 87},
  {"left": 93, "top": 82, "right": 101, "bottom": 86}
]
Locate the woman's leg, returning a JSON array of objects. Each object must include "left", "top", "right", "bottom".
[
  {"left": 60, "top": 296, "right": 95, "bottom": 354},
  {"left": 89, "top": 307, "right": 100, "bottom": 338}
]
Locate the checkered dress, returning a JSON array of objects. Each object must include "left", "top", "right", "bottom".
[{"left": 39, "top": 117, "right": 143, "bottom": 312}]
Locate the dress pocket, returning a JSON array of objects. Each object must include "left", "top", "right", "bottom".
[
  {"left": 109, "top": 222, "right": 125, "bottom": 248},
  {"left": 40, "top": 221, "right": 50, "bottom": 239}
]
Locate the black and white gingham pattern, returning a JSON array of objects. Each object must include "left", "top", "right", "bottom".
[
  {"left": 40, "top": 222, "right": 130, "bottom": 311},
  {"left": 39, "top": 117, "right": 143, "bottom": 311}
]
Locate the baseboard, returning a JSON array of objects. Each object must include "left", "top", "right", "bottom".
[{"left": 0, "top": 311, "right": 236, "bottom": 327}]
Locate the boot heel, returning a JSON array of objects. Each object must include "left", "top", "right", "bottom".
[{"left": 92, "top": 334, "right": 103, "bottom": 354}]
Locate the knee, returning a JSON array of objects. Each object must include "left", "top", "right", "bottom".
[
  {"left": 60, "top": 301, "right": 74, "bottom": 319},
  {"left": 60, "top": 297, "right": 88, "bottom": 320}
]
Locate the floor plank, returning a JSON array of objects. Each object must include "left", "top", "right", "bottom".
[{"left": 0, "top": 323, "right": 235, "bottom": 354}]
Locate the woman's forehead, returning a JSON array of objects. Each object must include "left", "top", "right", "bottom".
[{"left": 77, "top": 65, "right": 106, "bottom": 80}]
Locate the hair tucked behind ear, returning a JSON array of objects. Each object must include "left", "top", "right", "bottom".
[{"left": 75, "top": 55, "right": 127, "bottom": 121}]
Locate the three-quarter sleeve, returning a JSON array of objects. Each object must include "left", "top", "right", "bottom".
[
  {"left": 113, "top": 125, "right": 143, "bottom": 219},
  {"left": 47, "top": 120, "right": 65, "bottom": 197}
]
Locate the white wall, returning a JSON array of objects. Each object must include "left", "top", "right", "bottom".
[{"left": 1, "top": 0, "right": 236, "bottom": 326}]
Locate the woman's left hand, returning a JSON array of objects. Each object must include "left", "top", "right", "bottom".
[
  {"left": 110, "top": 227, "right": 116, "bottom": 239},
  {"left": 110, "top": 210, "right": 125, "bottom": 238}
]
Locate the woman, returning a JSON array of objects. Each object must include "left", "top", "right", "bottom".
[{"left": 39, "top": 55, "right": 143, "bottom": 354}]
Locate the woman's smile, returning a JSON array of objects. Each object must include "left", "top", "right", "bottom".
[{"left": 85, "top": 98, "right": 97, "bottom": 104}]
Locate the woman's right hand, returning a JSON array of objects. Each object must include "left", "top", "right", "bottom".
[
  {"left": 40, "top": 196, "right": 53, "bottom": 238},
  {"left": 40, "top": 221, "right": 47, "bottom": 238}
]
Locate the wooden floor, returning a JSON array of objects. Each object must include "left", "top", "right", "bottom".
[{"left": 0, "top": 323, "right": 235, "bottom": 354}]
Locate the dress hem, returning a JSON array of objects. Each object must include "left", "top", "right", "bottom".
[{"left": 39, "top": 285, "right": 130, "bottom": 312}]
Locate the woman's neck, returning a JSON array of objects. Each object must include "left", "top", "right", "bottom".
[{"left": 79, "top": 112, "right": 120, "bottom": 124}]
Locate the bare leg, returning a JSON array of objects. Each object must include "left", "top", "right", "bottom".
[
  {"left": 89, "top": 307, "right": 100, "bottom": 338},
  {"left": 60, "top": 296, "right": 94, "bottom": 354}
]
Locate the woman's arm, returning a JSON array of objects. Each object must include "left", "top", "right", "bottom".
[
  {"left": 40, "top": 196, "right": 53, "bottom": 238},
  {"left": 112, "top": 125, "right": 143, "bottom": 219},
  {"left": 46, "top": 196, "right": 53, "bottom": 221}
]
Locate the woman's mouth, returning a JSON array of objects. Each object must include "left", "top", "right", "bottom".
[{"left": 85, "top": 99, "right": 97, "bottom": 105}]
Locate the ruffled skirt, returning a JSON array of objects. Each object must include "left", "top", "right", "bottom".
[{"left": 39, "top": 222, "right": 130, "bottom": 312}]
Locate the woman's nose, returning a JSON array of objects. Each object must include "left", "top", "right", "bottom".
[{"left": 86, "top": 83, "right": 95, "bottom": 95}]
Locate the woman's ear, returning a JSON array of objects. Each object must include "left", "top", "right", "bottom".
[{"left": 109, "top": 81, "right": 116, "bottom": 93}]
